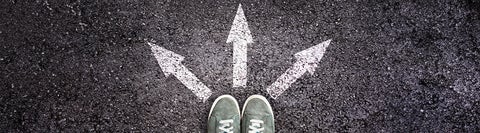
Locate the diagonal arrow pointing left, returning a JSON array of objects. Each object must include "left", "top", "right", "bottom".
[
  {"left": 148, "top": 42, "right": 212, "bottom": 102},
  {"left": 267, "top": 39, "right": 331, "bottom": 99}
]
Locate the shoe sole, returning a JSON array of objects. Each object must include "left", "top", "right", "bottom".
[
  {"left": 241, "top": 95, "right": 274, "bottom": 118},
  {"left": 208, "top": 95, "right": 240, "bottom": 120}
]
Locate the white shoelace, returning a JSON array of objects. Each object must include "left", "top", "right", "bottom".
[
  {"left": 218, "top": 119, "right": 234, "bottom": 133},
  {"left": 248, "top": 119, "right": 264, "bottom": 133}
]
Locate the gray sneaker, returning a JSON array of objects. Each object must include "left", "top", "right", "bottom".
[
  {"left": 241, "top": 95, "right": 274, "bottom": 133},
  {"left": 208, "top": 95, "right": 241, "bottom": 133}
]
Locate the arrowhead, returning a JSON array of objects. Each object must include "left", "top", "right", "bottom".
[
  {"left": 226, "top": 4, "right": 253, "bottom": 44},
  {"left": 294, "top": 39, "right": 332, "bottom": 75},
  {"left": 148, "top": 42, "right": 184, "bottom": 77}
]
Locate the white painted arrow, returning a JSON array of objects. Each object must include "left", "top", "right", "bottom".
[
  {"left": 227, "top": 4, "right": 253, "bottom": 88},
  {"left": 148, "top": 42, "right": 212, "bottom": 102},
  {"left": 266, "top": 39, "right": 332, "bottom": 99}
]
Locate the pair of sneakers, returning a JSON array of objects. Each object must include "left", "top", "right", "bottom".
[{"left": 207, "top": 95, "right": 274, "bottom": 133}]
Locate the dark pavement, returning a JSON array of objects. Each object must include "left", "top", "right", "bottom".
[{"left": 1, "top": 0, "right": 480, "bottom": 132}]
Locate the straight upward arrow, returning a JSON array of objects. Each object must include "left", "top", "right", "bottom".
[
  {"left": 148, "top": 42, "right": 212, "bottom": 102},
  {"left": 266, "top": 39, "right": 332, "bottom": 99},
  {"left": 227, "top": 4, "right": 253, "bottom": 88}
]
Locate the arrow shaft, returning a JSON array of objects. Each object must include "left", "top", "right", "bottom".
[
  {"left": 233, "top": 41, "right": 248, "bottom": 87},
  {"left": 266, "top": 62, "right": 308, "bottom": 99},
  {"left": 172, "top": 64, "right": 212, "bottom": 102}
]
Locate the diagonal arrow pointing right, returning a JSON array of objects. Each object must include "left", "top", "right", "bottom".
[{"left": 266, "top": 39, "right": 332, "bottom": 99}]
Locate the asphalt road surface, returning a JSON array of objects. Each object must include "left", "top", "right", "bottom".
[{"left": 1, "top": 0, "right": 480, "bottom": 132}]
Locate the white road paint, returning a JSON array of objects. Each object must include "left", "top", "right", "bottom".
[
  {"left": 148, "top": 42, "right": 212, "bottom": 102},
  {"left": 266, "top": 39, "right": 332, "bottom": 99},
  {"left": 227, "top": 4, "right": 253, "bottom": 88}
]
